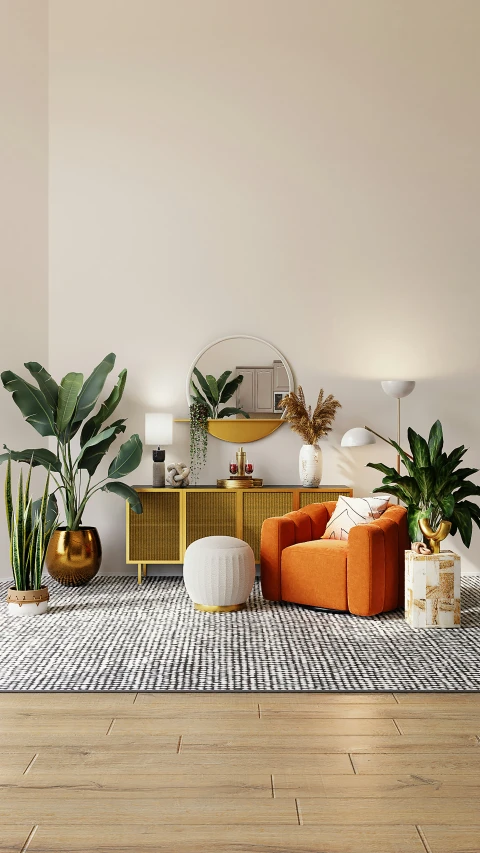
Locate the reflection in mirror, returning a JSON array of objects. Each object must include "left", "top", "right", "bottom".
[{"left": 187, "top": 337, "right": 293, "bottom": 420}]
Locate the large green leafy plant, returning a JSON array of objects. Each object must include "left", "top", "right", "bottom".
[
  {"left": 367, "top": 420, "right": 480, "bottom": 546},
  {"left": 5, "top": 459, "right": 58, "bottom": 590},
  {"left": 1, "top": 354, "right": 143, "bottom": 530},
  {"left": 190, "top": 368, "right": 250, "bottom": 419}
]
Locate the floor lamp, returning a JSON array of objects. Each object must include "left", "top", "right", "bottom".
[{"left": 341, "top": 380, "right": 415, "bottom": 501}]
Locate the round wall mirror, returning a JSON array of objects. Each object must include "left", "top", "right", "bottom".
[{"left": 185, "top": 335, "right": 294, "bottom": 443}]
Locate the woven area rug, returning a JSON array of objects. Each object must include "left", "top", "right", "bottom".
[{"left": 1, "top": 577, "right": 480, "bottom": 691}]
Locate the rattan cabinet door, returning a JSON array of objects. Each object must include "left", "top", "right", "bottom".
[
  {"left": 243, "top": 491, "right": 293, "bottom": 562},
  {"left": 128, "top": 491, "right": 180, "bottom": 562},
  {"left": 299, "top": 489, "right": 351, "bottom": 508},
  {"left": 185, "top": 491, "right": 237, "bottom": 548}
]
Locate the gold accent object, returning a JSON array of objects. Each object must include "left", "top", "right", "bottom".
[
  {"left": 7, "top": 586, "right": 49, "bottom": 606},
  {"left": 194, "top": 602, "right": 246, "bottom": 612},
  {"left": 419, "top": 518, "right": 452, "bottom": 555},
  {"left": 46, "top": 527, "right": 102, "bottom": 586},
  {"left": 175, "top": 418, "right": 284, "bottom": 443},
  {"left": 217, "top": 478, "right": 263, "bottom": 489},
  {"left": 236, "top": 446, "right": 246, "bottom": 477}
]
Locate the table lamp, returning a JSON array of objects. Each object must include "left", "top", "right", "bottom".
[{"left": 145, "top": 413, "right": 173, "bottom": 487}]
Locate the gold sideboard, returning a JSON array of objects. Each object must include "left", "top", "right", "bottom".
[{"left": 126, "top": 486, "right": 353, "bottom": 583}]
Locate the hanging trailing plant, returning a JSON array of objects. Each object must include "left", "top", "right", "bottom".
[{"left": 189, "top": 402, "right": 209, "bottom": 484}]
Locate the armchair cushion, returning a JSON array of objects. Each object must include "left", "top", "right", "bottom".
[{"left": 282, "top": 540, "right": 348, "bottom": 610}]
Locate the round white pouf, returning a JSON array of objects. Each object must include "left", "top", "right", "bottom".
[{"left": 183, "top": 536, "right": 255, "bottom": 612}]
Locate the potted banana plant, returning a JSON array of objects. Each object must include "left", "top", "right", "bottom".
[
  {"left": 5, "top": 459, "right": 58, "bottom": 616},
  {"left": 1, "top": 353, "right": 143, "bottom": 586}
]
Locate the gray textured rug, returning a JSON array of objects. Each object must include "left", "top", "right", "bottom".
[{"left": 1, "top": 577, "right": 479, "bottom": 691}]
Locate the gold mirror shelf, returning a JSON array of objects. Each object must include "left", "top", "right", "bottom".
[{"left": 174, "top": 418, "right": 284, "bottom": 443}]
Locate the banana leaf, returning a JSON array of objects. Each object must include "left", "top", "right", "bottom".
[
  {"left": 216, "top": 371, "right": 232, "bottom": 395},
  {"left": 73, "top": 353, "right": 116, "bottom": 424},
  {"left": 0, "top": 447, "right": 62, "bottom": 473},
  {"left": 102, "top": 481, "right": 143, "bottom": 513},
  {"left": 108, "top": 434, "right": 143, "bottom": 479},
  {"left": 77, "top": 421, "right": 126, "bottom": 476},
  {"left": 80, "top": 368, "right": 127, "bottom": 446},
  {"left": 193, "top": 367, "right": 217, "bottom": 405},
  {"left": 219, "top": 374, "right": 244, "bottom": 404},
  {"left": 206, "top": 375, "right": 219, "bottom": 403},
  {"left": 1, "top": 371, "right": 56, "bottom": 437},
  {"left": 56, "top": 372, "right": 84, "bottom": 434},
  {"left": 24, "top": 362, "right": 59, "bottom": 410}
]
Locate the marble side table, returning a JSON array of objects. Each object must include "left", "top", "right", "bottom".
[{"left": 405, "top": 550, "right": 460, "bottom": 628}]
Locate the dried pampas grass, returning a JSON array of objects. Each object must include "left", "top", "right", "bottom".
[{"left": 279, "top": 386, "right": 341, "bottom": 445}]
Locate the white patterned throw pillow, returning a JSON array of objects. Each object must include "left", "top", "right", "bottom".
[{"left": 322, "top": 495, "right": 389, "bottom": 541}]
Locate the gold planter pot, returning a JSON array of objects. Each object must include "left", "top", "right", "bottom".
[{"left": 46, "top": 527, "right": 102, "bottom": 587}]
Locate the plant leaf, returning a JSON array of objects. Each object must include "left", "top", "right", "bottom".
[
  {"left": 453, "top": 481, "right": 480, "bottom": 502},
  {"left": 192, "top": 368, "right": 217, "bottom": 405},
  {"left": 407, "top": 427, "right": 430, "bottom": 468},
  {"left": 56, "top": 372, "right": 84, "bottom": 434},
  {"left": 4, "top": 458, "right": 13, "bottom": 539},
  {"left": 24, "top": 362, "right": 59, "bottom": 410},
  {"left": 407, "top": 506, "right": 429, "bottom": 542},
  {"left": 439, "top": 494, "right": 455, "bottom": 518},
  {"left": 216, "top": 371, "right": 232, "bottom": 395},
  {"left": 427, "top": 420, "right": 444, "bottom": 464},
  {"left": 1, "top": 371, "right": 56, "bottom": 437},
  {"left": 73, "top": 353, "right": 116, "bottom": 424},
  {"left": 0, "top": 447, "right": 62, "bottom": 473},
  {"left": 452, "top": 503, "right": 473, "bottom": 548},
  {"left": 107, "top": 434, "right": 143, "bottom": 479},
  {"left": 219, "top": 374, "right": 244, "bottom": 404},
  {"left": 217, "top": 407, "right": 250, "bottom": 419},
  {"left": 205, "top": 375, "right": 219, "bottom": 403},
  {"left": 102, "top": 481, "right": 143, "bottom": 513},
  {"left": 366, "top": 462, "right": 400, "bottom": 480},
  {"left": 77, "top": 421, "right": 126, "bottom": 476},
  {"left": 415, "top": 467, "right": 436, "bottom": 502},
  {"left": 80, "top": 368, "right": 127, "bottom": 446}
]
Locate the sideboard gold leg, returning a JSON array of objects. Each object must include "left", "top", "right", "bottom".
[
  {"left": 138, "top": 564, "right": 143, "bottom": 585},
  {"left": 142, "top": 564, "right": 147, "bottom": 579}
]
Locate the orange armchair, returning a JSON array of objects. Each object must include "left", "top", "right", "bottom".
[{"left": 260, "top": 501, "right": 409, "bottom": 617}]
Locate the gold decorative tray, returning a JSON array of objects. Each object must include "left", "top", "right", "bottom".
[{"left": 217, "top": 478, "right": 264, "bottom": 489}]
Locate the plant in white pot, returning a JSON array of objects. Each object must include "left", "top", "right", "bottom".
[
  {"left": 279, "top": 387, "right": 342, "bottom": 487},
  {"left": 5, "top": 459, "right": 58, "bottom": 616}
]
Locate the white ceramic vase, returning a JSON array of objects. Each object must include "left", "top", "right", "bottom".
[{"left": 299, "top": 444, "right": 322, "bottom": 487}]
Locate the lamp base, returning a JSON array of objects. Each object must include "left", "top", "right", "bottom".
[{"left": 152, "top": 450, "right": 165, "bottom": 488}]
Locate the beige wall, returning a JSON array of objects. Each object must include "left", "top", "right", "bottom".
[
  {"left": 0, "top": 0, "right": 49, "bottom": 569},
  {"left": 6, "top": 0, "right": 477, "bottom": 576}
]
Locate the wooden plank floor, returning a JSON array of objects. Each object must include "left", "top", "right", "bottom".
[{"left": 0, "top": 693, "right": 479, "bottom": 852}]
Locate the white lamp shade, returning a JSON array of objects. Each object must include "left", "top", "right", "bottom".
[
  {"left": 381, "top": 380, "right": 415, "bottom": 399},
  {"left": 145, "top": 413, "right": 173, "bottom": 446},
  {"left": 341, "top": 427, "right": 376, "bottom": 447}
]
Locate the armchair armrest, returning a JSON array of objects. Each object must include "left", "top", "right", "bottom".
[
  {"left": 260, "top": 516, "right": 296, "bottom": 601},
  {"left": 348, "top": 507, "right": 406, "bottom": 616}
]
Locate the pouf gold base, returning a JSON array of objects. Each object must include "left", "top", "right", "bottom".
[{"left": 194, "top": 602, "right": 246, "bottom": 612}]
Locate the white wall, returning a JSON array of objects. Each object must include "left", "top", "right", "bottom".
[
  {"left": 19, "top": 0, "right": 479, "bottom": 577},
  {"left": 0, "top": 0, "right": 49, "bottom": 570}
]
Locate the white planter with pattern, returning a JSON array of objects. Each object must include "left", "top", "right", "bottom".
[{"left": 299, "top": 444, "right": 322, "bottom": 487}]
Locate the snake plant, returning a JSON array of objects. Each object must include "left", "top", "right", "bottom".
[
  {"left": 190, "top": 367, "right": 250, "bottom": 419},
  {"left": 367, "top": 420, "right": 480, "bottom": 546},
  {"left": 5, "top": 459, "right": 58, "bottom": 590},
  {"left": 0, "top": 353, "right": 143, "bottom": 530}
]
